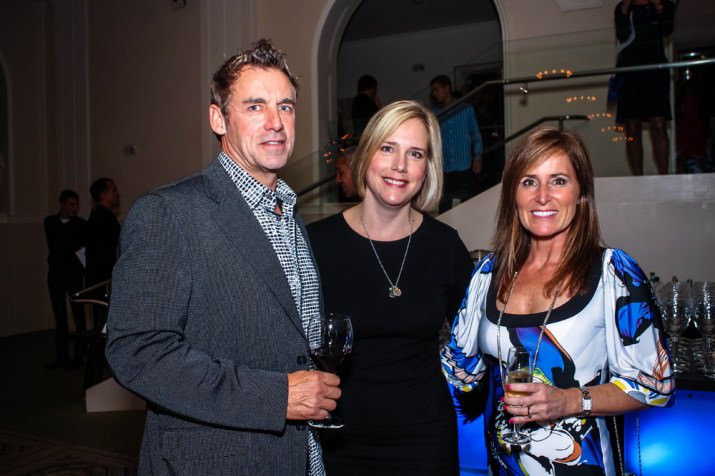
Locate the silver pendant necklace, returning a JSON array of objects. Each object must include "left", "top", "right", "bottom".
[
  {"left": 496, "top": 271, "right": 561, "bottom": 394},
  {"left": 359, "top": 211, "right": 413, "bottom": 298}
]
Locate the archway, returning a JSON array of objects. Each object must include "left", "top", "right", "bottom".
[{"left": 315, "top": 0, "right": 504, "bottom": 200}]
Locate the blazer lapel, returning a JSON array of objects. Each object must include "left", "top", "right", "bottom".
[{"left": 203, "top": 160, "right": 306, "bottom": 336}]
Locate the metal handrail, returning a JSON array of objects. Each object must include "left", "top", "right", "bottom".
[
  {"left": 297, "top": 175, "right": 337, "bottom": 197},
  {"left": 480, "top": 115, "right": 590, "bottom": 156},
  {"left": 72, "top": 279, "right": 111, "bottom": 297},
  {"left": 441, "top": 57, "right": 715, "bottom": 118},
  {"left": 70, "top": 279, "right": 111, "bottom": 307},
  {"left": 297, "top": 57, "right": 715, "bottom": 198},
  {"left": 297, "top": 114, "right": 589, "bottom": 197},
  {"left": 70, "top": 298, "right": 109, "bottom": 308}
]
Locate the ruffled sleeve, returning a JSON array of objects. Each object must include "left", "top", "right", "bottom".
[
  {"left": 441, "top": 255, "right": 495, "bottom": 393},
  {"left": 602, "top": 248, "right": 675, "bottom": 406}
]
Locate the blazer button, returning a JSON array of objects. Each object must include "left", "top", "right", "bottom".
[{"left": 297, "top": 355, "right": 308, "bottom": 365}]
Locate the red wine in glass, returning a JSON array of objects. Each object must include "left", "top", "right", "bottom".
[{"left": 308, "top": 313, "right": 353, "bottom": 429}]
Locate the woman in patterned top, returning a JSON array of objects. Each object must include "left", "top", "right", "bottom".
[{"left": 441, "top": 127, "right": 674, "bottom": 475}]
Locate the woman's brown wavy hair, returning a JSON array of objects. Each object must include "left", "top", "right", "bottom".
[{"left": 493, "top": 127, "right": 603, "bottom": 301}]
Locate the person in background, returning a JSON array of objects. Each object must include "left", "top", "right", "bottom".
[
  {"left": 86, "top": 177, "right": 121, "bottom": 290},
  {"left": 335, "top": 145, "right": 357, "bottom": 200},
  {"left": 442, "top": 127, "right": 674, "bottom": 475},
  {"left": 615, "top": 0, "right": 676, "bottom": 175},
  {"left": 351, "top": 74, "right": 381, "bottom": 139},
  {"left": 308, "top": 100, "right": 473, "bottom": 475},
  {"left": 44, "top": 189, "right": 87, "bottom": 370},
  {"left": 430, "top": 75, "right": 483, "bottom": 213},
  {"left": 106, "top": 39, "right": 339, "bottom": 475},
  {"left": 84, "top": 177, "right": 121, "bottom": 387}
]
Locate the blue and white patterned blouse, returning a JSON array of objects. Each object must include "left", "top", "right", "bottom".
[{"left": 441, "top": 248, "right": 674, "bottom": 475}]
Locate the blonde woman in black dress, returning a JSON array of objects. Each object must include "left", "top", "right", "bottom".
[{"left": 308, "top": 100, "right": 473, "bottom": 475}]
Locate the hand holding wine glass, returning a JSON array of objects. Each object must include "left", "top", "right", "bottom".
[
  {"left": 502, "top": 346, "right": 533, "bottom": 450},
  {"left": 308, "top": 313, "right": 353, "bottom": 429}
]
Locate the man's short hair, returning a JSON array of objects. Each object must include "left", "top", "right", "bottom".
[
  {"left": 356, "top": 74, "right": 377, "bottom": 93},
  {"left": 59, "top": 189, "right": 79, "bottom": 203},
  {"left": 90, "top": 178, "right": 113, "bottom": 203},
  {"left": 210, "top": 39, "right": 299, "bottom": 117},
  {"left": 429, "top": 74, "right": 452, "bottom": 90}
]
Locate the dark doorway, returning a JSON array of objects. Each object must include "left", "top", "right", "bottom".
[{"left": 674, "top": 47, "right": 715, "bottom": 173}]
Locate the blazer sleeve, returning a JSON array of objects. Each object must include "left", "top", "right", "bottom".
[{"left": 106, "top": 192, "right": 291, "bottom": 433}]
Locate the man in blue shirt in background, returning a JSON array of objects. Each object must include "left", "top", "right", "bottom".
[{"left": 430, "top": 75, "right": 483, "bottom": 213}]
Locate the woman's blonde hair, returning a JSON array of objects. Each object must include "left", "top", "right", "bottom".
[{"left": 352, "top": 100, "right": 443, "bottom": 212}]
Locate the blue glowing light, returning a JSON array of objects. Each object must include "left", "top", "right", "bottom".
[{"left": 624, "top": 390, "right": 715, "bottom": 475}]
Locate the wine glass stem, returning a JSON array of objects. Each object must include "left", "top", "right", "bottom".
[{"left": 670, "top": 336, "right": 682, "bottom": 372}]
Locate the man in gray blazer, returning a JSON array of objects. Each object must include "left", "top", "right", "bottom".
[{"left": 106, "top": 39, "right": 340, "bottom": 475}]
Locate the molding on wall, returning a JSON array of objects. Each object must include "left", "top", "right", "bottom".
[{"left": 553, "top": 0, "right": 605, "bottom": 12}]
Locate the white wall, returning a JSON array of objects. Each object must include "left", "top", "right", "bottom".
[
  {"left": 0, "top": 0, "right": 228, "bottom": 337},
  {"left": 254, "top": 0, "right": 336, "bottom": 162},
  {"left": 2, "top": 0, "right": 714, "bottom": 337},
  {"left": 338, "top": 21, "right": 502, "bottom": 106},
  {"left": 439, "top": 173, "right": 715, "bottom": 282},
  {"left": 0, "top": 1, "right": 55, "bottom": 336}
]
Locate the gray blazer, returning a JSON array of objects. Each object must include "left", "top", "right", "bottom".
[{"left": 106, "top": 159, "right": 316, "bottom": 475}]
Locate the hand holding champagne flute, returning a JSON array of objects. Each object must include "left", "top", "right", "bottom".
[
  {"left": 502, "top": 346, "right": 533, "bottom": 450},
  {"left": 308, "top": 313, "right": 353, "bottom": 429}
]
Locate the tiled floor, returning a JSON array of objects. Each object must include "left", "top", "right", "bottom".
[{"left": 0, "top": 330, "right": 145, "bottom": 459}]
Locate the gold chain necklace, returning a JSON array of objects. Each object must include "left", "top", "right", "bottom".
[
  {"left": 496, "top": 271, "right": 561, "bottom": 394},
  {"left": 359, "top": 212, "right": 413, "bottom": 298}
]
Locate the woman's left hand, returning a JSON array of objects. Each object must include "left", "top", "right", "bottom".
[{"left": 503, "top": 382, "right": 579, "bottom": 424}]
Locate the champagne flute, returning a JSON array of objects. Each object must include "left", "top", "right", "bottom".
[
  {"left": 502, "top": 346, "right": 533, "bottom": 450},
  {"left": 307, "top": 313, "right": 353, "bottom": 429}
]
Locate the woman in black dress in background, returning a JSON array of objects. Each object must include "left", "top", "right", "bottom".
[
  {"left": 614, "top": 0, "right": 675, "bottom": 175},
  {"left": 308, "top": 100, "right": 473, "bottom": 475}
]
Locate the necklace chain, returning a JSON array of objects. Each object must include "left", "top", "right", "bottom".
[
  {"left": 359, "top": 212, "right": 412, "bottom": 298},
  {"left": 496, "top": 271, "right": 561, "bottom": 394}
]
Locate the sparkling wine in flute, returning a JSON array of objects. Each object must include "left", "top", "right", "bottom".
[
  {"left": 502, "top": 347, "right": 533, "bottom": 450},
  {"left": 505, "top": 368, "right": 530, "bottom": 397}
]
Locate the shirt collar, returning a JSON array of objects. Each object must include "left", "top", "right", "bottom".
[{"left": 218, "top": 152, "right": 297, "bottom": 215}]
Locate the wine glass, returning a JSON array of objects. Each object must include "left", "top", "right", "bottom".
[
  {"left": 658, "top": 282, "right": 693, "bottom": 374},
  {"left": 307, "top": 313, "right": 353, "bottom": 429},
  {"left": 692, "top": 282, "right": 715, "bottom": 379},
  {"left": 502, "top": 346, "right": 533, "bottom": 450}
]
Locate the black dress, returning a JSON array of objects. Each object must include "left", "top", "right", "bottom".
[
  {"left": 614, "top": 1, "right": 675, "bottom": 123},
  {"left": 307, "top": 213, "right": 473, "bottom": 475}
]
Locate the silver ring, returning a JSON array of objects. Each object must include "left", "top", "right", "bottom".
[{"left": 526, "top": 406, "right": 532, "bottom": 418}]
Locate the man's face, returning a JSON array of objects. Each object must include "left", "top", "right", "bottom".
[
  {"left": 335, "top": 155, "right": 356, "bottom": 198},
  {"left": 430, "top": 83, "right": 450, "bottom": 105},
  {"left": 210, "top": 67, "right": 296, "bottom": 189},
  {"left": 102, "top": 181, "right": 121, "bottom": 209},
  {"left": 59, "top": 197, "right": 79, "bottom": 218}
]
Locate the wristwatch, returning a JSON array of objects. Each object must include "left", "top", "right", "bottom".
[{"left": 580, "top": 386, "right": 592, "bottom": 417}]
